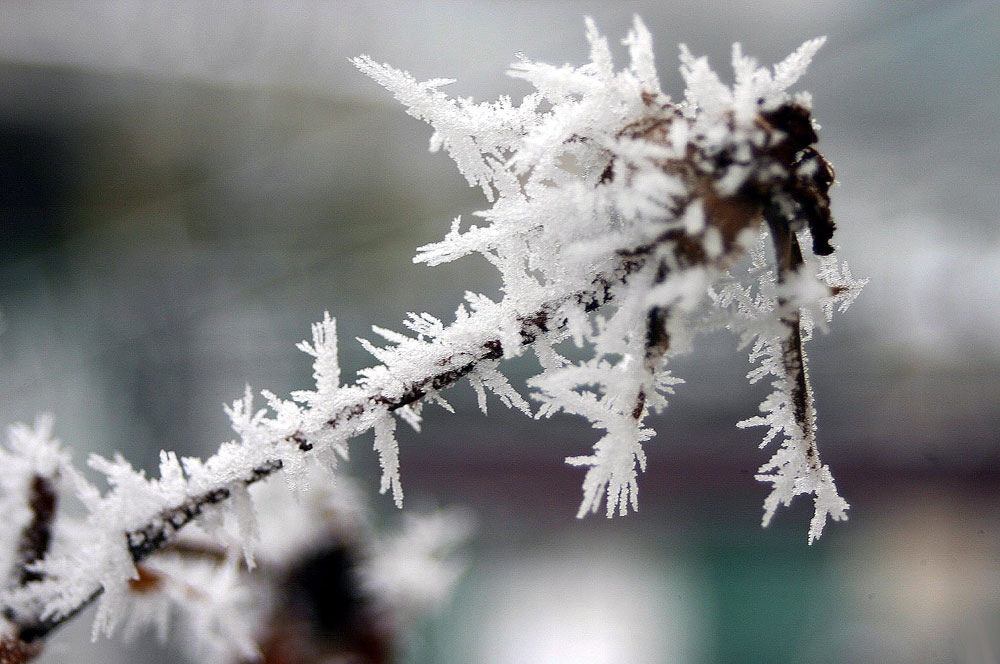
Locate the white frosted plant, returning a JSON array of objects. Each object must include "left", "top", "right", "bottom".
[{"left": 0, "top": 16, "right": 865, "bottom": 662}]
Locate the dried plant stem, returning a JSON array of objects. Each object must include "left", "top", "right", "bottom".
[
  {"left": 766, "top": 212, "right": 820, "bottom": 471},
  {"left": 13, "top": 477, "right": 57, "bottom": 588},
  {"left": 10, "top": 242, "right": 660, "bottom": 643},
  {"left": 4, "top": 475, "right": 59, "bottom": 651}
]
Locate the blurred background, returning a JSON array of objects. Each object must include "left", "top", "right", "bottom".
[{"left": 1, "top": 1, "right": 998, "bottom": 662}]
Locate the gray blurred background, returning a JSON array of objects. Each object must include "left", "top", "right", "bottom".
[{"left": 1, "top": 1, "right": 998, "bottom": 662}]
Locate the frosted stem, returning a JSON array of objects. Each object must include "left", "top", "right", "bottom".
[
  {"left": 12, "top": 476, "right": 57, "bottom": 588},
  {"left": 6, "top": 244, "right": 655, "bottom": 643},
  {"left": 766, "top": 212, "right": 819, "bottom": 469}
]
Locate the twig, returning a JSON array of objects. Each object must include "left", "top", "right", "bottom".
[
  {"left": 9, "top": 246, "right": 652, "bottom": 642},
  {"left": 12, "top": 477, "right": 57, "bottom": 588},
  {"left": 766, "top": 211, "right": 820, "bottom": 470}
]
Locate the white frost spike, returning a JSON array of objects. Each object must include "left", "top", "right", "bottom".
[
  {"left": 730, "top": 267, "right": 851, "bottom": 541},
  {"left": 567, "top": 423, "right": 651, "bottom": 518},
  {"left": 295, "top": 311, "right": 341, "bottom": 401},
  {"left": 678, "top": 43, "right": 732, "bottom": 118},
  {"left": 583, "top": 17, "right": 614, "bottom": 81},
  {"left": 426, "top": 391, "right": 455, "bottom": 414},
  {"left": 815, "top": 251, "right": 868, "bottom": 320},
  {"left": 623, "top": 15, "right": 661, "bottom": 93},
  {"left": 469, "top": 360, "right": 531, "bottom": 416},
  {"left": 771, "top": 37, "right": 826, "bottom": 96},
  {"left": 91, "top": 542, "right": 139, "bottom": 640},
  {"left": 373, "top": 413, "right": 403, "bottom": 508},
  {"left": 350, "top": 55, "right": 534, "bottom": 201},
  {"left": 805, "top": 465, "right": 850, "bottom": 544},
  {"left": 2, "top": 414, "right": 68, "bottom": 478},
  {"left": 402, "top": 312, "right": 446, "bottom": 340},
  {"left": 224, "top": 386, "right": 267, "bottom": 440},
  {"left": 397, "top": 403, "right": 423, "bottom": 432},
  {"left": 371, "top": 324, "right": 410, "bottom": 345},
  {"left": 468, "top": 371, "right": 490, "bottom": 415},
  {"left": 227, "top": 483, "right": 259, "bottom": 569}
]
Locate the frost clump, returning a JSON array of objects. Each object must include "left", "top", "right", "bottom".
[{"left": 353, "top": 16, "right": 864, "bottom": 539}]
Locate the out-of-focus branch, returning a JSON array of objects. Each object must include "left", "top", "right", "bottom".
[{"left": 12, "top": 477, "right": 57, "bottom": 588}]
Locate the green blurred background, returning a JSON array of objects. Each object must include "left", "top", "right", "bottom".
[{"left": 1, "top": 2, "right": 998, "bottom": 662}]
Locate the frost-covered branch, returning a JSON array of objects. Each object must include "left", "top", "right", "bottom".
[
  {"left": 0, "top": 256, "right": 644, "bottom": 645},
  {"left": 0, "top": 15, "right": 866, "bottom": 658}
]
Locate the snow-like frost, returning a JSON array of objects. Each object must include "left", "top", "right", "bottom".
[
  {"left": 0, "top": 14, "right": 865, "bottom": 650},
  {"left": 353, "top": 16, "right": 861, "bottom": 534}
]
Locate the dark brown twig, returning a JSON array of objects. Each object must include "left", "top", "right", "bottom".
[
  {"left": 12, "top": 477, "right": 57, "bottom": 588},
  {"left": 3, "top": 474, "right": 59, "bottom": 651}
]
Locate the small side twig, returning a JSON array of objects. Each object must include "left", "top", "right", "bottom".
[
  {"left": 766, "top": 211, "right": 819, "bottom": 470},
  {"left": 12, "top": 477, "right": 57, "bottom": 588},
  {"left": 4, "top": 473, "right": 59, "bottom": 654}
]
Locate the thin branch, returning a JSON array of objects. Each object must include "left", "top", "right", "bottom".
[
  {"left": 12, "top": 477, "right": 57, "bottom": 588},
  {"left": 0, "top": 635, "right": 43, "bottom": 664},
  {"left": 10, "top": 245, "right": 655, "bottom": 642},
  {"left": 3, "top": 474, "right": 59, "bottom": 648},
  {"left": 765, "top": 209, "right": 820, "bottom": 470}
]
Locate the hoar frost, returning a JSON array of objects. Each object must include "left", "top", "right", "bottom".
[
  {"left": 0, "top": 15, "right": 866, "bottom": 651},
  {"left": 353, "top": 15, "right": 864, "bottom": 537}
]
